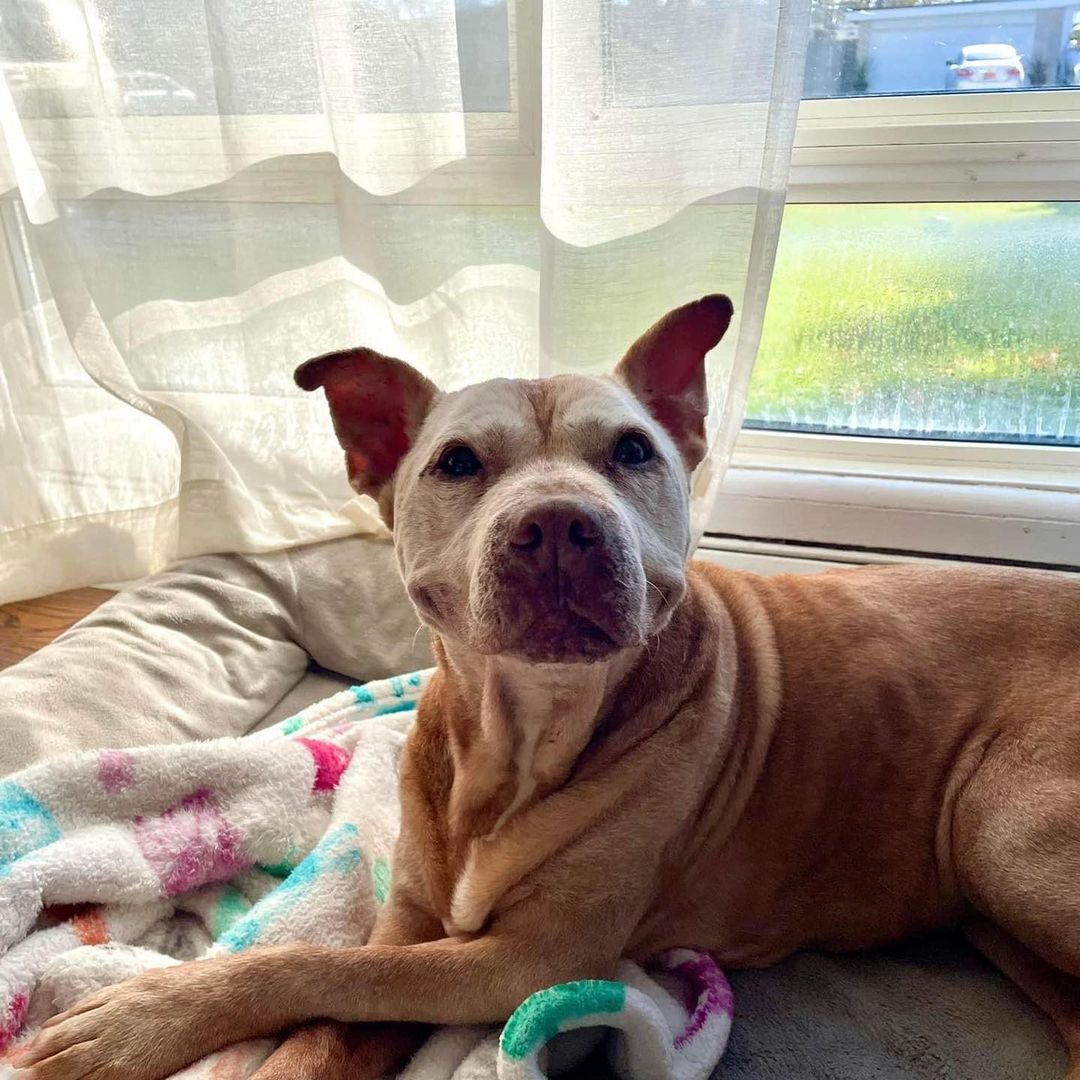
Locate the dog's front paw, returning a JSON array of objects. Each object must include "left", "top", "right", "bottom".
[{"left": 9, "top": 956, "right": 281, "bottom": 1080}]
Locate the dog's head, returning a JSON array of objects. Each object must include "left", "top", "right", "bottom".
[{"left": 296, "top": 295, "right": 733, "bottom": 664}]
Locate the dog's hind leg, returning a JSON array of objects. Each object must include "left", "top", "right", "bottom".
[
  {"left": 954, "top": 739, "right": 1080, "bottom": 1077},
  {"left": 251, "top": 1020, "right": 429, "bottom": 1080},
  {"left": 250, "top": 895, "right": 442, "bottom": 1080},
  {"left": 965, "top": 920, "right": 1080, "bottom": 1077}
]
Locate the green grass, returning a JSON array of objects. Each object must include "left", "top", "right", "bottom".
[{"left": 747, "top": 203, "right": 1080, "bottom": 443}]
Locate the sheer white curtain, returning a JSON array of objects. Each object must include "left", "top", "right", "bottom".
[{"left": 0, "top": 0, "right": 809, "bottom": 604}]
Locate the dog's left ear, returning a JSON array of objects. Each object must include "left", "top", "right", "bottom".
[
  {"left": 614, "top": 294, "right": 733, "bottom": 471},
  {"left": 295, "top": 347, "right": 439, "bottom": 524}
]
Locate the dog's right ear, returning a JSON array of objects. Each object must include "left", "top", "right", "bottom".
[{"left": 295, "top": 348, "right": 439, "bottom": 517}]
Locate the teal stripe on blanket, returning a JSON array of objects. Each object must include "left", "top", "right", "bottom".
[
  {"left": 371, "top": 857, "right": 391, "bottom": 904},
  {"left": 349, "top": 670, "right": 432, "bottom": 711},
  {"left": 257, "top": 844, "right": 301, "bottom": 879},
  {"left": 0, "top": 782, "right": 60, "bottom": 869},
  {"left": 217, "top": 824, "right": 362, "bottom": 952},
  {"left": 373, "top": 700, "right": 415, "bottom": 716},
  {"left": 499, "top": 980, "right": 626, "bottom": 1061},
  {"left": 211, "top": 886, "right": 252, "bottom": 939}
]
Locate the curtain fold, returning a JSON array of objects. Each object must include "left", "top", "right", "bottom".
[{"left": 0, "top": 0, "right": 810, "bottom": 604}]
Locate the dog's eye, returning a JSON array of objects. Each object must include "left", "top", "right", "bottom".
[
  {"left": 436, "top": 445, "right": 482, "bottom": 478},
  {"left": 613, "top": 433, "right": 654, "bottom": 467}
]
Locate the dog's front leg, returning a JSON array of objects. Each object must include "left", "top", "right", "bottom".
[
  {"left": 10, "top": 929, "right": 612, "bottom": 1080},
  {"left": 9, "top": 947, "right": 299, "bottom": 1080}
]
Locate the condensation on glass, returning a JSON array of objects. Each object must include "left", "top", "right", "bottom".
[{"left": 747, "top": 203, "right": 1080, "bottom": 445}]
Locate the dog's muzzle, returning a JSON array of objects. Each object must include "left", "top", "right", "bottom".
[{"left": 471, "top": 498, "right": 646, "bottom": 663}]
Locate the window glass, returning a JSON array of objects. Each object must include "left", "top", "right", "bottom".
[
  {"left": 805, "top": 0, "right": 1080, "bottom": 97},
  {"left": 0, "top": 0, "right": 511, "bottom": 117},
  {"left": 746, "top": 203, "right": 1080, "bottom": 445}
]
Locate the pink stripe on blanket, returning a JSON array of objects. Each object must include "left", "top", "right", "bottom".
[
  {"left": 136, "top": 789, "right": 250, "bottom": 896},
  {"left": 0, "top": 992, "right": 27, "bottom": 1049},
  {"left": 96, "top": 749, "right": 135, "bottom": 793},
  {"left": 297, "top": 739, "right": 351, "bottom": 792},
  {"left": 664, "top": 952, "right": 734, "bottom": 1049}
]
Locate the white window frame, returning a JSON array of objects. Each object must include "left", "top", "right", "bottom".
[
  {"left": 707, "top": 88, "right": 1080, "bottom": 570},
  {"left": 790, "top": 91, "right": 1080, "bottom": 202}
]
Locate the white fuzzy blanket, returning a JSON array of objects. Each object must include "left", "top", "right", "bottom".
[{"left": 0, "top": 671, "right": 732, "bottom": 1080}]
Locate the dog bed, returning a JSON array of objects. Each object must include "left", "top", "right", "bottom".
[{"left": 0, "top": 534, "right": 1064, "bottom": 1078}]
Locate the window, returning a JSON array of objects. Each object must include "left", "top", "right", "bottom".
[
  {"left": 602, "top": 0, "right": 777, "bottom": 107},
  {"left": 1, "top": 0, "right": 513, "bottom": 118},
  {"left": 747, "top": 202, "right": 1080, "bottom": 445},
  {"left": 804, "top": 0, "right": 1080, "bottom": 97},
  {"left": 4, "top": 0, "right": 1077, "bottom": 569},
  {"left": 708, "top": 0, "right": 1080, "bottom": 568},
  {"left": 0, "top": 0, "right": 526, "bottom": 200}
]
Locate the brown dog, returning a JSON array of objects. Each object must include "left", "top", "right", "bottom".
[{"left": 13, "top": 296, "right": 1080, "bottom": 1080}]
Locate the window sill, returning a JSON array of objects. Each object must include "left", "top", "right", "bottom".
[
  {"left": 789, "top": 90, "right": 1080, "bottom": 202},
  {"left": 707, "top": 430, "right": 1080, "bottom": 568}
]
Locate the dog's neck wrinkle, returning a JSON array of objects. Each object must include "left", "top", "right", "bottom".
[
  {"left": 438, "top": 641, "right": 638, "bottom": 842},
  {"left": 488, "top": 662, "right": 607, "bottom": 829},
  {"left": 430, "top": 588, "right": 727, "bottom": 937}
]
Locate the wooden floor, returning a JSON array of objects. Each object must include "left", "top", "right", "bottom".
[{"left": 0, "top": 588, "right": 114, "bottom": 671}]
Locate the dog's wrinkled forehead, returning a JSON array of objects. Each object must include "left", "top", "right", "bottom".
[
  {"left": 294, "top": 295, "right": 734, "bottom": 528},
  {"left": 412, "top": 373, "right": 667, "bottom": 466}
]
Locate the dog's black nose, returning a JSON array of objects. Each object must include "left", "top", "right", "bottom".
[{"left": 509, "top": 503, "right": 604, "bottom": 559}]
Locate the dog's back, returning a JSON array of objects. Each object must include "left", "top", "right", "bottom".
[{"left": 630, "top": 560, "right": 1080, "bottom": 966}]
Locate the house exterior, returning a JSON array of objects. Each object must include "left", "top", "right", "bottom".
[{"left": 815, "top": 0, "right": 1080, "bottom": 95}]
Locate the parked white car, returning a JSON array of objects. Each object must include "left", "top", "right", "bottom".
[
  {"left": 114, "top": 71, "right": 198, "bottom": 114},
  {"left": 945, "top": 44, "right": 1025, "bottom": 90}
]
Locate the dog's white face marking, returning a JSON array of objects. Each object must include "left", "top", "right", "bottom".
[{"left": 392, "top": 374, "right": 693, "bottom": 664}]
